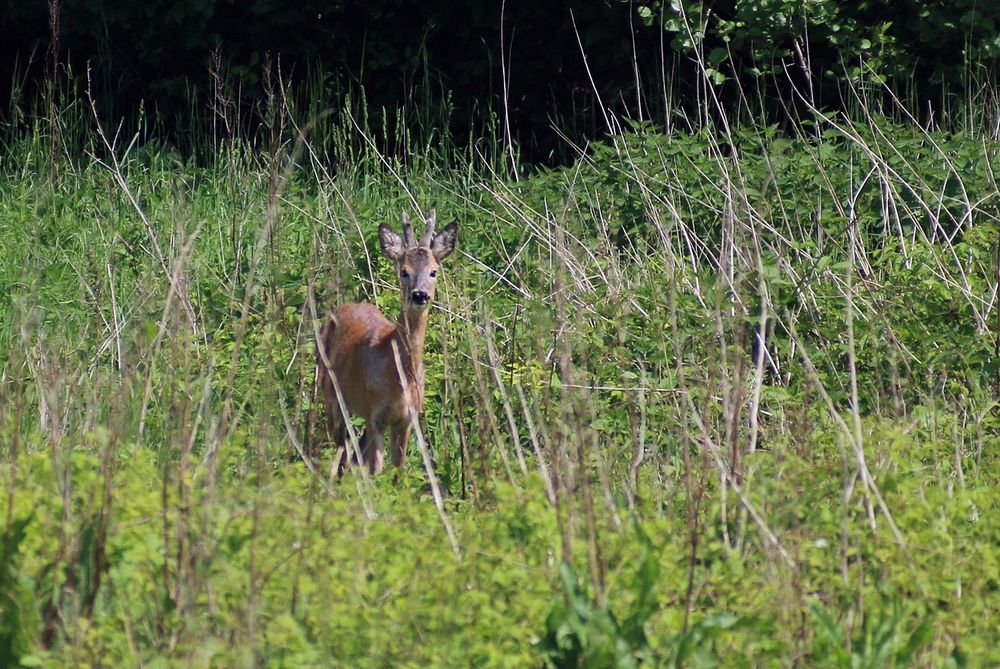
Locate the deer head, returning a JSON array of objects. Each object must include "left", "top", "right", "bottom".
[{"left": 378, "top": 210, "right": 458, "bottom": 314}]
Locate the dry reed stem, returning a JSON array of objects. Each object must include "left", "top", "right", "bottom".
[
  {"left": 390, "top": 339, "right": 461, "bottom": 558},
  {"left": 85, "top": 66, "right": 200, "bottom": 334},
  {"left": 309, "top": 301, "right": 376, "bottom": 519}
]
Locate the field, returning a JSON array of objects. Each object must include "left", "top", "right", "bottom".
[{"left": 1, "top": 82, "right": 999, "bottom": 667}]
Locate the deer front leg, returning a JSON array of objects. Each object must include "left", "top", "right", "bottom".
[
  {"left": 323, "top": 398, "right": 346, "bottom": 451},
  {"left": 365, "top": 418, "right": 388, "bottom": 474},
  {"left": 390, "top": 423, "right": 411, "bottom": 468},
  {"left": 337, "top": 423, "right": 363, "bottom": 476},
  {"left": 319, "top": 360, "right": 347, "bottom": 453}
]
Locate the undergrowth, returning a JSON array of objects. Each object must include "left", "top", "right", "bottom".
[{"left": 1, "top": 75, "right": 999, "bottom": 667}]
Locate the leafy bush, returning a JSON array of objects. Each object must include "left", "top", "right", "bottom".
[{"left": 2, "top": 85, "right": 999, "bottom": 666}]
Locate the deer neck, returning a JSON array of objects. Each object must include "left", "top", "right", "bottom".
[{"left": 395, "top": 307, "right": 429, "bottom": 390}]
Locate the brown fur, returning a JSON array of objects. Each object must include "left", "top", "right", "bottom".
[{"left": 317, "top": 211, "right": 457, "bottom": 473}]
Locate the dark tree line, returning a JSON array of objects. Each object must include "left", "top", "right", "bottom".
[{"left": 2, "top": 1, "right": 998, "bottom": 161}]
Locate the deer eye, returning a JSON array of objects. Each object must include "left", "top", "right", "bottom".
[
  {"left": 429, "top": 270, "right": 437, "bottom": 278},
  {"left": 400, "top": 269, "right": 410, "bottom": 280}
]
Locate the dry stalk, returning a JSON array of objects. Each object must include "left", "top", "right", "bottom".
[
  {"left": 514, "top": 380, "right": 557, "bottom": 505},
  {"left": 309, "top": 290, "right": 376, "bottom": 519},
  {"left": 440, "top": 306, "right": 479, "bottom": 502},
  {"left": 468, "top": 319, "right": 516, "bottom": 486},
  {"left": 684, "top": 391, "right": 795, "bottom": 570},
  {"left": 391, "top": 340, "right": 461, "bottom": 558},
  {"left": 552, "top": 211, "right": 606, "bottom": 602},
  {"left": 211, "top": 92, "right": 309, "bottom": 487},
  {"left": 85, "top": 66, "right": 199, "bottom": 334},
  {"left": 137, "top": 220, "right": 204, "bottom": 440},
  {"left": 778, "top": 307, "right": 920, "bottom": 589},
  {"left": 484, "top": 319, "right": 529, "bottom": 476}
]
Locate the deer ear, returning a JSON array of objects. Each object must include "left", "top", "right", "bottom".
[
  {"left": 379, "top": 223, "right": 405, "bottom": 261},
  {"left": 430, "top": 222, "right": 458, "bottom": 261}
]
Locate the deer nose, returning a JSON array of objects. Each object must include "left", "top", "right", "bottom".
[{"left": 411, "top": 290, "right": 430, "bottom": 305}]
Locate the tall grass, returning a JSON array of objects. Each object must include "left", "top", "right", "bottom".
[{"left": 1, "top": 54, "right": 998, "bottom": 667}]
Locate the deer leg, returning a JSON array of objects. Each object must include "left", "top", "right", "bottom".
[
  {"left": 328, "top": 406, "right": 346, "bottom": 462},
  {"left": 322, "top": 382, "right": 352, "bottom": 473},
  {"left": 335, "top": 423, "right": 360, "bottom": 476},
  {"left": 324, "top": 401, "right": 346, "bottom": 448},
  {"left": 364, "top": 418, "right": 388, "bottom": 474},
  {"left": 390, "top": 423, "right": 411, "bottom": 468},
  {"left": 319, "top": 357, "right": 346, "bottom": 445}
]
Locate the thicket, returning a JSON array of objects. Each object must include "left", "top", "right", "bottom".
[
  {"left": 2, "top": 2, "right": 1000, "bottom": 667},
  {"left": 4, "top": 1, "right": 1000, "bottom": 159},
  {"left": 2, "top": 65, "right": 1000, "bottom": 664}
]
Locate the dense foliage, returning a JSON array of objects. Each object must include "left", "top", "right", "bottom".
[
  {"left": 4, "top": 1, "right": 1000, "bottom": 159},
  {"left": 647, "top": 0, "right": 1000, "bottom": 85},
  {"left": 1, "top": 63, "right": 999, "bottom": 665}
]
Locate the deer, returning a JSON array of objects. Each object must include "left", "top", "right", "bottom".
[{"left": 316, "top": 210, "right": 458, "bottom": 474}]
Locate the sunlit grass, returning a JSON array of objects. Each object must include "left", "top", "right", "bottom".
[{"left": 1, "top": 67, "right": 999, "bottom": 666}]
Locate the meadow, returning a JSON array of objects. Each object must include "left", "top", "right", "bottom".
[{"left": 1, "top": 77, "right": 999, "bottom": 667}]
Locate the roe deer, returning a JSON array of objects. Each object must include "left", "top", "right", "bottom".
[{"left": 316, "top": 210, "right": 458, "bottom": 474}]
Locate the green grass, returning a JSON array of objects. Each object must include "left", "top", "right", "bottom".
[{"left": 1, "top": 80, "right": 999, "bottom": 667}]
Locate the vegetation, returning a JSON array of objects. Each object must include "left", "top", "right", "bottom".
[
  {"left": 5, "top": 1, "right": 1000, "bottom": 159},
  {"left": 2, "top": 5, "right": 1000, "bottom": 666}
]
